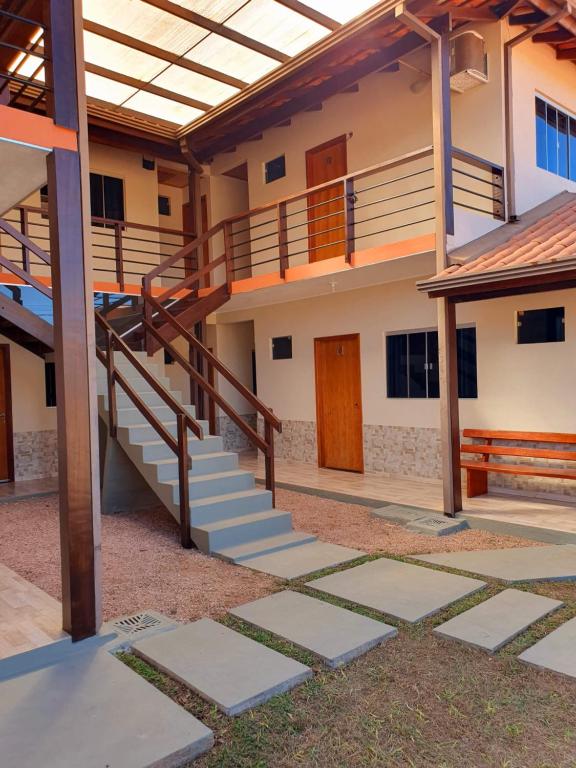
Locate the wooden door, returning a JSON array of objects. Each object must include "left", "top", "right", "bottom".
[
  {"left": 0, "top": 346, "right": 13, "bottom": 482},
  {"left": 314, "top": 334, "right": 363, "bottom": 472},
  {"left": 306, "top": 135, "right": 347, "bottom": 262}
]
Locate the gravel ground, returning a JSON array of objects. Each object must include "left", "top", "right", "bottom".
[{"left": 0, "top": 488, "right": 538, "bottom": 621}]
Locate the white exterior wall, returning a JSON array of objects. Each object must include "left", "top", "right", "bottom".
[
  {"left": 241, "top": 281, "right": 576, "bottom": 434},
  {"left": 510, "top": 30, "right": 576, "bottom": 214}
]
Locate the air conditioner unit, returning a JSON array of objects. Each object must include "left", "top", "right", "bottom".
[{"left": 450, "top": 31, "right": 488, "bottom": 93}]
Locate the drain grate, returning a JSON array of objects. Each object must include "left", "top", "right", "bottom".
[{"left": 111, "top": 612, "right": 168, "bottom": 637}]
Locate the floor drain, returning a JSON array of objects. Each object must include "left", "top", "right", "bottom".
[{"left": 110, "top": 611, "right": 175, "bottom": 638}]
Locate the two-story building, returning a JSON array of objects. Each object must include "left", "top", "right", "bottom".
[{"left": 1, "top": 0, "right": 576, "bottom": 645}]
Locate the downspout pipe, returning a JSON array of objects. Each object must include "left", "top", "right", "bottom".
[{"left": 504, "top": 2, "right": 572, "bottom": 221}]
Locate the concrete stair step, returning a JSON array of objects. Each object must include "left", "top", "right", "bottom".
[
  {"left": 101, "top": 389, "right": 187, "bottom": 410},
  {"left": 119, "top": 419, "right": 209, "bottom": 440},
  {"left": 214, "top": 531, "right": 317, "bottom": 564},
  {"left": 167, "top": 469, "right": 255, "bottom": 502},
  {"left": 189, "top": 488, "right": 273, "bottom": 526},
  {"left": 116, "top": 403, "right": 198, "bottom": 426},
  {"left": 153, "top": 452, "right": 238, "bottom": 480},
  {"left": 132, "top": 435, "right": 225, "bottom": 460},
  {"left": 191, "top": 509, "right": 293, "bottom": 552}
]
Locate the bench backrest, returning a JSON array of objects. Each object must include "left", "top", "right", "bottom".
[{"left": 463, "top": 429, "right": 576, "bottom": 445}]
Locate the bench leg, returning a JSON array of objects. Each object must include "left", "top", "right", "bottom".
[{"left": 466, "top": 468, "right": 488, "bottom": 498}]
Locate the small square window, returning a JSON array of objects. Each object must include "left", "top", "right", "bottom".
[
  {"left": 272, "top": 336, "right": 292, "bottom": 360},
  {"left": 517, "top": 307, "right": 565, "bottom": 344},
  {"left": 158, "top": 195, "right": 171, "bottom": 216},
  {"left": 265, "top": 155, "right": 286, "bottom": 184}
]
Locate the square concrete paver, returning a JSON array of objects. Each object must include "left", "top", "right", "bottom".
[
  {"left": 410, "top": 545, "right": 576, "bottom": 583},
  {"left": 133, "top": 618, "right": 312, "bottom": 715},
  {"left": 519, "top": 617, "right": 576, "bottom": 679},
  {"left": 0, "top": 646, "right": 213, "bottom": 768},
  {"left": 230, "top": 590, "right": 397, "bottom": 668},
  {"left": 241, "top": 541, "right": 365, "bottom": 579},
  {"left": 434, "top": 589, "right": 563, "bottom": 653},
  {"left": 307, "top": 558, "right": 486, "bottom": 623}
]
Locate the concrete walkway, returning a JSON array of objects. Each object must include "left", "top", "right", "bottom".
[
  {"left": 0, "top": 637, "right": 213, "bottom": 768},
  {"left": 307, "top": 557, "right": 486, "bottom": 622},
  {"left": 231, "top": 590, "right": 397, "bottom": 667},
  {"left": 434, "top": 589, "right": 563, "bottom": 653},
  {"left": 411, "top": 545, "right": 576, "bottom": 583},
  {"left": 133, "top": 618, "right": 313, "bottom": 716}
]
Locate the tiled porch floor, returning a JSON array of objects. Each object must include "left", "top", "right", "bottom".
[
  {"left": 238, "top": 454, "right": 576, "bottom": 536},
  {"left": 0, "top": 563, "right": 65, "bottom": 661}
]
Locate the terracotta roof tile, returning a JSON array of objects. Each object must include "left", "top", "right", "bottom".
[{"left": 434, "top": 196, "right": 576, "bottom": 281}]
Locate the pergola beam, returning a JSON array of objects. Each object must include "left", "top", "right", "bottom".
[
  {"left": 141, "top": 0, "right": 290, "bottom": 63},
  {"left": 83, "top": 20, "right": 248, "bottom": 90},
  {"left": 275, "top": 0, "right": 340, "bottom": 30},
  {"left": 85, "top": 63, "right": 212, "bottom": 112}
]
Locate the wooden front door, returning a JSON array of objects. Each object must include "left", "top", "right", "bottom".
[
  {"left": 306, "top": 135, "right": 347, "bottom": 262},
  {"left": 0, "top": 346, "right": 13, "bottom": 482},
  {"left": 314, "top": 334, "right": 363, "bottom": 473}
]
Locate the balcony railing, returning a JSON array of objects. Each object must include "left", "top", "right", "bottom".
[
  {"left": 0, "top": 7, "right": 48, "bottom": 112},
  {"left": 0, "top": 206, "right": 196, "bottom": 290},
  {"left": 144, "top": 145, "right": 505, "bottom": 299}
]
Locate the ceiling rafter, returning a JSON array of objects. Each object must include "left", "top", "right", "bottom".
[
  {"left": 83, "top": 20, "right": 248, "bottom": 90},
  {"left": 140, "top": 0, "right": 290, "bottom": 63},
  {"left": 274, "top": 0, "right": 340, "bottom": 30},
  {"left": 85, "top": 63, "right": 213, "bottom": 112}
]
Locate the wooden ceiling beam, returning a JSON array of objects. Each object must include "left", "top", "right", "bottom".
[
  {"left": 83, "top": 20, "right": 248, "bottom": 90},
  {"left": 556, "top": 45, "right": 576, "bottom": 58},
  {"left": 274, "top": 0, "right": 340, "bottom": 31},
  {"left": 85, "top": 63, "right": 212, "bottom": 112},
  {"left": 141, "top": 0, "right": 290, "bottom": 63},
  {"left": 509, "top": 9, "right": 549, "bottom": 24},
  {"left": 88, "top": 121, "right": 183, "bottom": 162},
  {"left": 419, "top": 5, "right": 497, "bottom": 21},
  {"left": 493, "top": 0, "right": 526, "bottom": 18},
  {"left": 532, "top": 28, "right": 575, "bottom": 42}
]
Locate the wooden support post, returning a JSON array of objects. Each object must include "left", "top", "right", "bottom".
[
  {"left": 224, "top": 221, "right": 234, "bottom": 292},
  {"left": 44, "top": 0, "right": 102, "bottom": 640},
  {"left": 19, "top": 208, "right": 30, "bottom": 273},
  {"left": 114, "top": 221, "right": 124, "bottom": 291},
  {"left": 396, "top": 4, "right": 460, "bottom": 517},
  {"left": 194, "top": 320, "right": 206, "bottom": 420},
  {"left": 344, "top": 177, "right": 355, "bottom": 263},
  {"left": 176, "top": 412, "right": 192, "bottom": 549},
  {"left": 264, "top": 419, "right": 275, "bottom": 508},
  {"left": 431, "top": 28, "right": 461, "bottom": 517},
  {"left": 207, "top": 347, "right": 216, "bottom": 435},
  {"left": 278, "top": 202, "right": 288, "bottom": 278}
]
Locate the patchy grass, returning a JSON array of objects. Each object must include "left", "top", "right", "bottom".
[{"left": 118, "top": 579, "right": 576, "bottom": 768}]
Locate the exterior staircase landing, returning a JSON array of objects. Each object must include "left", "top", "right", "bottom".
[{"left": 97, "top": 351, "right": 361, "bottom": 569}]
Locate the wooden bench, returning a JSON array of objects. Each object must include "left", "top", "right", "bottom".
[{"left": 461, "top": 429, "right": 576, "bottom": 498}]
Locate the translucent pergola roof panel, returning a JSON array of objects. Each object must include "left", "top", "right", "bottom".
[
  {"left": 83, "top": 32, "right": 167, "bottom": 82},
  {"left": 123, "top": 91, "right": 204, "bottom": 125},
  {"left": 12, "top": 1, "right": 383, "bottom": 130},
  {"left": 169, "top": 0, "right": 248, "bottom": 22},
  {"left": 183, "top": 33, "right": 278, "bottom": 83},
  {"left": 83, "top": 0, "right": 210, "bottom": 56},
  {"left": 152, "top": 65, "right": 240, "bottom": 106},
  {"left": 224, "top": 0, "right": 328, "bottom": 56},
  {"left": 85, "top": 72, "right": 137, "bottom": 105},
  {"left": 298, "top": 1, "right": 381, "bottom": 24}
]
